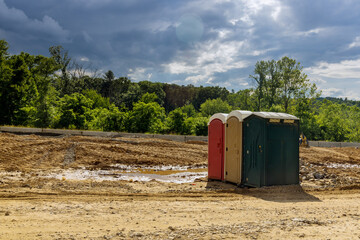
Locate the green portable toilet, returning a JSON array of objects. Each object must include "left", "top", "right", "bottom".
[
  {"left": 224, "top": 110, "right": 252, "bottom": 185},
  {"left": 242, "top": 112, "right": 299, "bottom": 188}
]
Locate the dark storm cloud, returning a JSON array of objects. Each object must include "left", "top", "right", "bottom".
[
  {"left": 2, "top": 0, "right": 183, "bottom": 71},
  {"left": 262, "top": 0, "right": 360, "bottom": 65},
  {"left": 2, "top": 0, "right": 248, "bottom": 74},
  {"left": 283, "top": 0, "right": 360, "bottom": 29},
  {"left": 0, "top": 0, "right": 69, "bottom": 46},
  {"left": 2, "top": 0, "right": 360, "bottom": 98}
]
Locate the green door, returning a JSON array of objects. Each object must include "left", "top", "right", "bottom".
[
  {"left": 267, "top": 122, "right": 299, "bottom": 185},
  {"left": 267, "top": 124, "right": 285, "bottom": 185},
  {"left": 243, "top": 117, "right": 264, "bottom": 187},
  {"left": 284, "top": 123, "right": 299, "bottom": 184}
]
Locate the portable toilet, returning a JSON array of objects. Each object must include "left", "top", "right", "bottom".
[
  {"left": 242, "top": 112, "right": 299, "bottom": 187},
  {"left": 224, "top": 110, "right": 252, "bottom": 185},
  {"left": 208, "top": 113, "right": 228, "bottom": 181}
]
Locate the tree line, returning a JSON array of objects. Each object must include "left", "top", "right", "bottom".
[{"left": 1, "top": 39, "right": 360, "bottom": 141}]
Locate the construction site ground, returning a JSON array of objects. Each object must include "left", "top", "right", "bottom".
[{"left": 0, "top": 133, "right": 359, "bottom": 239}]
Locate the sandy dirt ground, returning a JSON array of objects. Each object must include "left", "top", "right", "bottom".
[{"left": 0, "top": 133, "right": 360, "bottom": 239}]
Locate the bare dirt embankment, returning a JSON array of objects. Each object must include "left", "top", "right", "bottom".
[{"left": 0, "top": 133, "right": 359, "bottom": 239}]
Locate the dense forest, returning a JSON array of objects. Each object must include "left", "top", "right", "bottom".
[{"left": 1, "top": 39, "right": 360, "bottom": 141}]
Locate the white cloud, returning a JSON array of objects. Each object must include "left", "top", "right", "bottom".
[
  {"left": 222, "top": 81, "right": 232, "bottom": 88},
  {"left": 304, "top": 59, "right": 360, "bottom": 100},
  {"left": 321, "top": 87, "right": 343, "bottom": 97},
  {"left": 80, "top": 57, "right": 89, "bottom": 62},
  {"left": 227, "top": 0, "right": 282, "bottom": 26},
  {"left": 320, "top": 88, "right": 360, "bottom": 101},
  {"left": 127, "top": 67, "right": 153, "bottom": 81},
  {"left": 309, "top": 76, "right": 327, "bottom": 84},
  {"left": 162, "top": 39, "right": 249, "bottom": 84},
  {"left": 249, "top": 48, "right": 276, "bottom": 56},
  {"left": 296, "top": 28, "right": 325, "bottom": 37},
  {"left": 149, "top": 20, "right": 172, "bottom": 33},
  {"left": 348, "top": 36, "right": 360, "bottom": 49},
  {"left": 227, "top": 77, "right": 249, "bottom": 87},
  {"left": 304, "top": 58, "right": 360, "bottom": 79},
  {"left": 183, "top": 0, "right": 282, "bottom": 27},
  {"left": 344, "top": 91, "right": 360, "bottom": 100},
  {"left": 216, "top": 29, "right": 232, "bottom": 39}
]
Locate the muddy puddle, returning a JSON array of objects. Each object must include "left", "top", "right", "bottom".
[
  {"left": 44, "top": 165, "right": 208, "bottom": 183},
  {"left": 326, "top": 163, "right": 360, "bottom": 169}
]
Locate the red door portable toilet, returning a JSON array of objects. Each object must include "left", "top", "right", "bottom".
[{"left": 208, "top": 113, "right": 228, "bottom": 181}]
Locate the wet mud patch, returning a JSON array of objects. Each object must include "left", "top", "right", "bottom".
[{"left": 45, "top": 165, "right": 207, "bottom": 183}]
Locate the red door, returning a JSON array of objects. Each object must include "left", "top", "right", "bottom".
[{"left": 208, "top": 119, "right": 225, "bottom": 180}]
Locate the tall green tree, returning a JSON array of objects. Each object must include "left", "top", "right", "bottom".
[
  {"left": 0, "top": 41, "right": 59, "bottom": 127},
  {"left": 250, "top": 57, "right": 318, "bottom": 112},
  {"left": 49, "top": 45, "right": 72, "bottom": 95},
  {"left": 166, "top": 108, "right": 187, "bottom": 134},
  {"left": 87, "top": 105, "right": 127, "bottom": 132},
  {"left": 278, "top": 57, "right": 317, "bottom": 112},
  {"left": 0, "top": 40, "right": 9, "bottom": 62},
  {"left": 0, "top": 40, "right": 12, "bottom": 124},
  {"left": 128, "top": 95, "right": 165, "bottom": 133},
  {"left": 55, "top": 93, "right": 94, "bottom": 129},
  {"left": 140, "top": 92, "right": 158, "bottom": 103},
  {"left": 138, "top": 81, "right": 166, "bottom": 106},
  {"left": 180, "top": 104, "right": 197, "bottom": 117},
  {"left": 192, "top": 117, "right": 209, "bottom": 136},
  {"left": 163, "top": 84, "right": 197, "bottom": 112},
  {"left": 1, "top": 53, "right": 39, "bottom": 125},
  {"left": 316, "top": 100, "right": 349, "bottom": 142},
  {"left": 101, "top": 70, "right": 115, "bottom": 98},
  {"left": 110, "top": 77, "right": 132, "bottom": 108},
  {"left": 119, "top": 82, "right": 141, "bottom": 110},
  {"left": 264, "top": 60, "right": 281, "bottom": 107},
  {"left": 30, "top": 55, "right": 59, "bottom": 127},
  {"left": 82, "top": 89, "right": 110, "bottom": 109},
  {"left": 346, "top": 105, "right": 360, "bottom": 142},
  {"left": 226, "top": 89, "right": 256, "bottom": 111},
  {"left": 192, "top": 86, "right": 229, "bottom": 110},
  {"left": 250, "top": 60, "right": 267, "bottom": 111},
  {"left": 200, "top": 98, "right": 231, "bottom": 117},
  {"left": 294, "top": 97, "right": 320, "bottom": 140}
]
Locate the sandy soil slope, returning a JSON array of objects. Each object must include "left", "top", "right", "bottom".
[{"left": 0, "top": 133, "right": 359, "bottom": 239}]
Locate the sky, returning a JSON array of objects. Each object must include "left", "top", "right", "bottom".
[{"left": 1, "top": 0, "right": 360, "bottom": 100}]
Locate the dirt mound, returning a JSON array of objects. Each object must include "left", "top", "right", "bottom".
[
  {"left": 0, "top": 133, "right": 207, "bottom": 172},
  {"left": 300, "top": 146, "right": 360, "bottom": 188},
  {"left": 0, "top": 133, "right": 67, "bottom": 172},
  {"left": 1, "top": 133, "right": 360, "bottom": 188},
  {"left": 300, "top": 146, "right": 360, "bottom": 165}
]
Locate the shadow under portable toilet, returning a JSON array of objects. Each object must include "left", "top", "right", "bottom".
[
  {"left": 207, "top": 113, "right": 228, "bottom": 181},
  {"left": 224, "top": 110, "right": 252, "bottom": 185}
]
